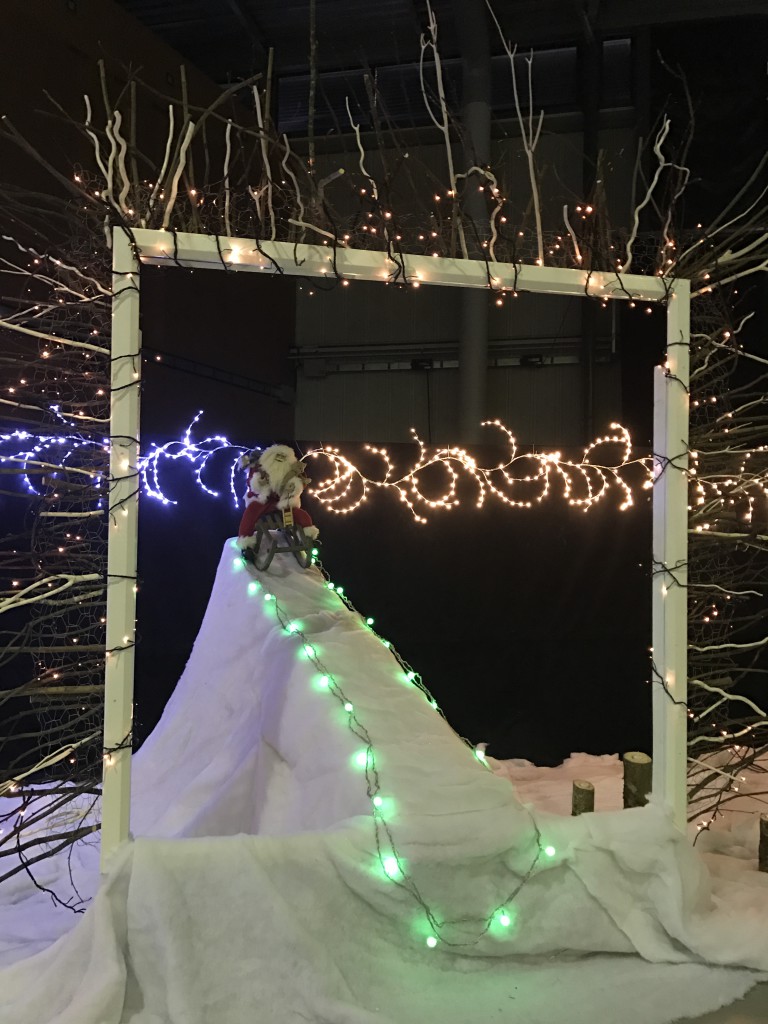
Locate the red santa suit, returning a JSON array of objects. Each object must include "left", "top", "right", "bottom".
[{"left": 237, "top": 444, "right": 318, "bottom": 548}]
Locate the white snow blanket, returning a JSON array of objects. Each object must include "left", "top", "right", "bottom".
[{"left": 1, "top": 541, "right": 767, "bottom": 1024}]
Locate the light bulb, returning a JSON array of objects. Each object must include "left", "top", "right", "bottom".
[
  {"left": 426, "top": 936, "right": 437, "bottom": 948},
  {"left": 382, "top": 856, "right": 400, "bottom": 879}
]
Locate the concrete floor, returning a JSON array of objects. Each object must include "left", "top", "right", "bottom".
[{"left": 680, "top": 982, "right": 768, "bottom": 1023}]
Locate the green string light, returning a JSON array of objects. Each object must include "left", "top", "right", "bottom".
[
  {"left": 243, "top": 550, "right": 546, "bottom": 951},
  {"left": 354, "top": 749, "right": 369, "bottom": 769}
]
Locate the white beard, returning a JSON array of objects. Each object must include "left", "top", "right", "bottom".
[{"left": 251, "top": 445, "right": 304, "bottom": 507}]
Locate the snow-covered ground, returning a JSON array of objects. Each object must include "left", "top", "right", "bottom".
[{"left": 1, "top": 542, "right": 767, "bottom": 1024}]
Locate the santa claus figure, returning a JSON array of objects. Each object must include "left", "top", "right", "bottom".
[{"left": 236, "top": 444, "right": 319, "bottom": 549}]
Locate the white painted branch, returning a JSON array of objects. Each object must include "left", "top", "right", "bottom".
[
  {"left": 689, "top": 721, "right": 767, "bottom": 747},
  {"left": 346, "top": 96, "right": 377, "bottom": 198},
  {"left": 223, "top": 119, "right": 233, "bottom": 238},
  {"left": 691, "top": 258, "right": 768, "bottom": 297},
  {"left": 0, "top": 317, "right": 109, "bottom": 354},
  {"left": 484, "top": 7, "right": 544, "bottom": 264},
  {"left": 420, "top": 2, "right": 466, "bottom": 258},
  {"left": 0, "top": 235, "right": 112, "bottom": 294},
  {"left": 677, "top": 180, "right": 768, "bottom": 265},
  {"left": 454, "top": 165, "right": 502, "bottom": 262},
  {"left": 625, "top": 118, "right": 671, "bottom": 273},
  {"left": 286, "top": 219, "right": 341, "bottom": 242},
  {"left": 281, "top": 134, "right": 305, "bottom": 231},
  {"left": 161, "top": 121, "right": 195, "bottom": 231},
  {"left": 0, "top": 573, "right": 101, "bottom": 614},
  {"left": 690, "top": 678, "right": 767, "bottom": 720},
  {"left": 253, "top": 86, "right": 276, "bottom": 240},
  {"left": 0, "top": 732, "right": 101, "bottom": 797},
  {"left": 147, "top": 105, "right": 175, "bottom": 223},
  {"left": 687, "top": 756, "right": 743, "bottom": 783},
  {"left": 111, "top": 110, "right": 132, "bottom": 215},
  {"left": 563, "top": 205, "right": 583, "bottom": 264},
  {"left": 690, "top": 635, "right": 768, "bottom": 653},
  {"left": 83, "top": 94, "right": 110, "bottom": 186}
]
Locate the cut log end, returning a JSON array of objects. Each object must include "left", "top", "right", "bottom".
[
  {"left": 623, "top": 751, "right": 652, "bottom": 809},
  {"left": 572, "top": 779, "right": 595, "bottom": 816}
]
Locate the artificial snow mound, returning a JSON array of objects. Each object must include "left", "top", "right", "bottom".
[{"left": 1, "top": 541, "right": 767, "bottom": 1023}]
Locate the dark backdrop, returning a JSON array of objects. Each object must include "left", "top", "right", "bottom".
[{"left": 135, "top": 443, "right": 653, "bottom": 765}]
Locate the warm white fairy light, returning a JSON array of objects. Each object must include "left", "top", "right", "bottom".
[{"left": 307, "top": 421, "right": 649, "bottom": 522}]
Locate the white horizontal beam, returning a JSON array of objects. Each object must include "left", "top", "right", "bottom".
[{"left": 131, "top": 230, "right": 673, "bottom": 303}]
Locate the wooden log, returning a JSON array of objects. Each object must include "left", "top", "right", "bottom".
[
  {"left": 623, "top": 751, "right": 652, "bottom": 808},
  {"left": 759, "top": 814, "right": 768, "bottom": 873},
  {"left": 572, "top": 779, "right": 595, "bottom": 816}
]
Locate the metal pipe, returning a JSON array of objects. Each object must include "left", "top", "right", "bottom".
[
  {"left": 578, "top": 27, "right": 602, "bottom": 442},
  {"left": 453, "top": 0, "right": 491, "bottom": 443}
]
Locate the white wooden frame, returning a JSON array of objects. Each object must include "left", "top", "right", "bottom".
[{"left": 102, "top": 228, "right": 690, "bottom": 867}]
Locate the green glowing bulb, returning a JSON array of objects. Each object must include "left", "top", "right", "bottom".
[
  {"left": 326, "top": 581, "right": 335, "bottom": 590},
  {"left": 248, "top": 581, "right": 260, "bottom": 595},
  {"left": 286, "top": 621, "right": 301, "bottom": 633},
  {"left": 544, "top": 845, "right": 556, "bottom": 858},
  {"left": 382, "top": 640, "right": 391, "bottom": 649},
  {"left": 405, "top": 671, "right": 416, "bottom": 681},
  {"left": 366, "top": 617, "right": 374, "bottom": 626},
  {"left": 354, "top": 750, "right": 368, "bottom": 769},
  {"left": 311, "top": 548, "right": 319, "bottom": 556},
  {"left": 499, "top": 912, "right": 511, "bottom": 927},
  {"left": 344, "top": 701, "right": 353, "bottom": 712},
  {"left": 318, "top": 675, "right": 330, "bottom": 688},
  {"left": 264, "top": 593, "right": 274, "bottom": 602},
  {"left": 426, "top": 936, "right": 438, "bottom": 948},
  {"left": 336, "top": 586, "right": 344, "bottom": 595},
  {"left": 382, "top": 856, "right": 399, "bottom": 879},
  {"left": 233, "top": 557, "right": 243, "bottom": 570},
  {"left": 304, "top": 644, "right": 315, "bottom": 657},
  {"left": 430, "top": 699, "right": 438, "bottom": 710},
  {"left": 373, "top": 795, "right": 383, "bottom": 808}
]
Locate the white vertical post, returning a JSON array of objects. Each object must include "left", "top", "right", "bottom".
[
  {"left": 101, "top": 229, "right": 142, "bottom": 869},
  {"left": 652, "top": 280, "right": 690, "bottom": 830}
]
